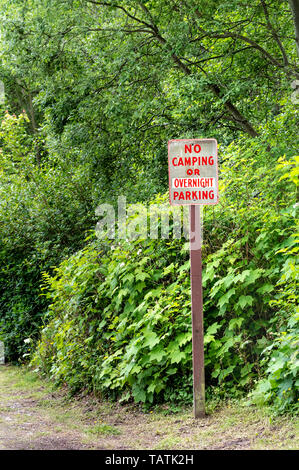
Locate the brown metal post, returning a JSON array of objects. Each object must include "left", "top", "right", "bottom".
[{"left": 190, "top": 205, "right": 205, "bottom": 418}]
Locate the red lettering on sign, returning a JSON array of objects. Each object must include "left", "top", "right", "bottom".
[
  {"left": 172, "top": 156, "right": 214, "bottom": 167},
  {"left": 171, "top": 190, "right": 216, "bottom": 201},
  {"left": 168, "top": 139, "right": 218, "bottom": 206}
]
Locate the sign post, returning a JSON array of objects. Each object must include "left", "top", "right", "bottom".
[
  {"left": 168, "top": 139, "right": 218, "bottom": 418},
  {"left": 190, "top": 204, "right": 205, "bottom": 417}
]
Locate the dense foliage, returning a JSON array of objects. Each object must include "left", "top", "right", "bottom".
[
  {"left": 0, "top": 111, "right": 95, "bottom": 360},
  {"left": 32, "top": 111, "right": 298, "bottom": 412},
  {"left": 0, "top": 0, "right": 298, "bottom": 413}
]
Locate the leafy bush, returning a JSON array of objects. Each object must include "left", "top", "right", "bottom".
[
  {"left": 32, "top": 122, "right": 298, "bottom": 408},
  {"left": 249, "top": 158, "right": 299, "bottom": 413},
  {"left": 0, "top": 112, "right": 94, "bottom": 361}
]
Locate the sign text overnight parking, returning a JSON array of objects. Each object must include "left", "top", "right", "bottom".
[{"left": 168, "top": 139, "right": 218, "bottom": 205}]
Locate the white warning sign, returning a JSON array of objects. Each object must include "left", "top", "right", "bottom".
[{"left": 168, "top": 139, "right": 218, "bottom": 206}]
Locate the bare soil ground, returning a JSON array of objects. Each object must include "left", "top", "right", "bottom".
[{"left": 0, "top": 365, "right": 298, "bottom": 450}]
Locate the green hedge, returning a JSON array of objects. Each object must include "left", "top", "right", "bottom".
[{"left": 32, "top": 128, "right": 298, "bottom": 411}]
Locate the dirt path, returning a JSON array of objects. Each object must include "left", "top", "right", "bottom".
[{"left": 0, "top": 365, "right": 298, "bottom": 450}]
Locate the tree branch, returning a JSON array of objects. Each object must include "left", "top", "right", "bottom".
[
  {"left": 193, "top": 7, "right": 299, "bottom": 78},
  {"left": 260, "top": 0, "right": 290, "bottom": 66},
  {"left": 88, "top": 0, "right": 259, "bottom": 137},
  {"left": 288, "top": 0, "right": 299, "bottom": 58},
  {"left": 86, "top": 0, "right": 156, "bottom": 32}
]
